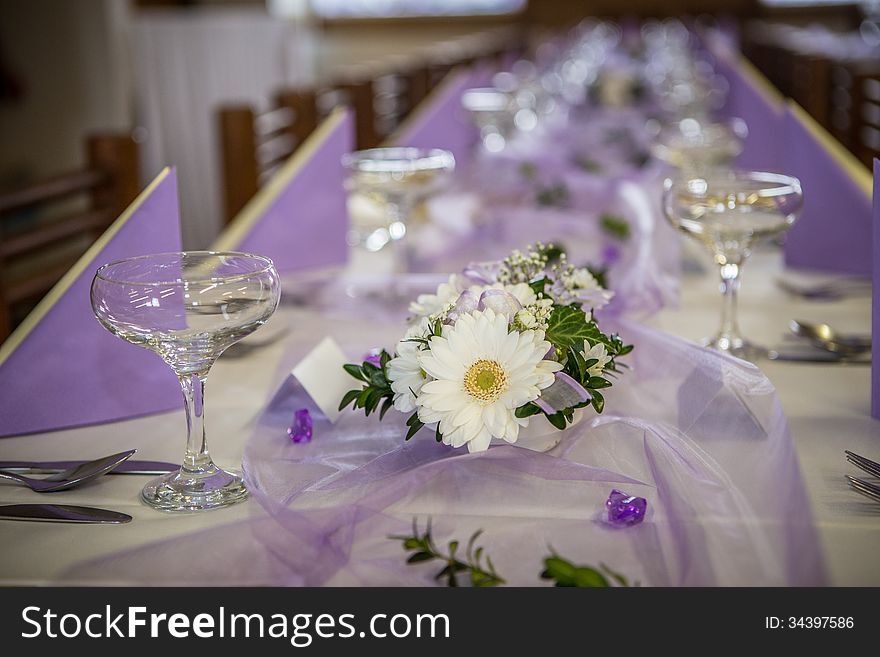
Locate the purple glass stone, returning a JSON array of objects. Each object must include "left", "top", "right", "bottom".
[
  {"left": 287, "top": 408, "right": 313, "bottom": 444},
  {"left": 606, "top": 489, "right": 647, "bottom": 527}
]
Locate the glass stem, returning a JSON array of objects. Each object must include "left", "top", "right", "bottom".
[
  {"left": 178, "top": 372, "right": 214, "bottom": 474},
  {"left": 717, "top": 261, "right": 742, "bottom": 342}
]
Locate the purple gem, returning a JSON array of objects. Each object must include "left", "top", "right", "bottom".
[
  {"left": 287, "top": 408, "right": 313, "bottom": 444},
  {"left": 606, "top": 489, "right": 647, "bottom": 527},
  {"left": 601, "top": 243, "right": 621, "bottom": 266}
]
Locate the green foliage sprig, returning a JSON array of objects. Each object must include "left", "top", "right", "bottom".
[
  {"left": 392, "top": 520, "right": 505, "bottom": 587},
  {"left": 395, "top": 520, "right": 634, "bottom": 588},
  {"left": 599, "top": 214, "right": 631, "bottom": 241}
]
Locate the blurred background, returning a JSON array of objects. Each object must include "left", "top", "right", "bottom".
[{"left": 0, "top": 0, "right": 877, "bottom": 336}]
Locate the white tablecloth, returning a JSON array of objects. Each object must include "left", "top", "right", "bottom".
[{"left": 0, "top": 246, "right": 876, "bottom": 586}]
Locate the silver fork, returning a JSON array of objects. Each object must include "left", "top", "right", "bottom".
[
  {"left": 845, "top": 450, "right": 880, "bottom": 479},
  {"left": 845, "top": 475, "right": 880, "bottom": 503}
]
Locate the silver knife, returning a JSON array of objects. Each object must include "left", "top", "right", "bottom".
[
  {"left": 0, "top": 504, "right": 132, "bottom": 524},
  {"left": 0, "top": 459, "right": 178, "bottom": 475}
]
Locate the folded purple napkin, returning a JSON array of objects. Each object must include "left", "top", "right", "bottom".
[
  {"left": 0, "top": 168, "right": 182, "bottom": 438},
  {"left": 782, "top": 103, "right": 873, "bottom": 275},
  {"left": 213, "top": 108, "right": 353, "bottom": 274}
]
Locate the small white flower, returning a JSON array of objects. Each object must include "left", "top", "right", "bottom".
[
  {"left": 386, "top": 321, "right": 431, "bottom": 412},
  {"left": 416, "top": 308, "right": 561, "bottom": 452},
  {"left": 409, "top": 274, "right": 467, "bottom": 319},
  {"left": 581, "top": 341, "right": 611, "bottom": 378}
]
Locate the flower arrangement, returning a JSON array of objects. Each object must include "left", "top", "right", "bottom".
[{"left": 339, "top": 244, "right": 632, "bottom": 453}]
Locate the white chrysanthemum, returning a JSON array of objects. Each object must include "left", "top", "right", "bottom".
[
  {"left": 416, "top": 308, "right": 562, "bottom": 453},
  {"left": 581, "top": 341, "right": 611, "bottom": 377},
  {"left": 386, "top": 322, "right": 431, "bottom": 412}
]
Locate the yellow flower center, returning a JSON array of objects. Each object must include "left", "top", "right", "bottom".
[{"left": 463, "top": 359, "right": 508, "bottom": 404}]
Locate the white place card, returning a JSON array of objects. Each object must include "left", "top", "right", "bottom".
[{"left": 291, "top": 337, "right": 355, "bottom": 423}]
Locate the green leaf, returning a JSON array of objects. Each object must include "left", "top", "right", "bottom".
[
  {"left": 407, "top": 552, "right": 434, "bottom": 563},
  {"left": 546, "top": 412, "right": 567, "bottom": 430},
  {"left": 599, "top": 214, "right": 631, "bottom": 241},
  {"left": 379, "top": 397, "right": 393, "bottom": 420},
  {"left": 405, "top": 419, "right": 425, "bottom": 441},
  {"left": 338, "top": 389, "right": 361, "bottom": 411},
  {"left": 590, "top": 390, "right": 605, "bottom": 414},
  {"left": 343, "top": 364, "right": 366, "bottom": 382},
  {"left": 544, "top": 305, "right": 593, "bottom": 350},
  {"left": 515, "top": 402, "right": 543, "bottom": 418},
  {"left": 588, "top": 376, "right": 612, "bottom": 389}
]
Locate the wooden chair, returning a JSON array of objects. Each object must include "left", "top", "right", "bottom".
[
  {"left": 851, "top": 68, "right": 880, "bottom": 167},
  {"left": 0, "top": 133, "right": 140, "bottom": 341},
  {"left": 218, "top": 88, "right": 321, "bottom": 226}
]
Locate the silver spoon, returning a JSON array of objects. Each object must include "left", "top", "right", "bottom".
[
  {"left": 0, "top": 449, "right": 136, "bottom": 492},
  {"left": 789, "top": 320, "right": 871, "bottom": 356}
]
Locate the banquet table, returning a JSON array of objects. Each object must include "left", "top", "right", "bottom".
[{"left": 0, "top": 240, "right": 876, "bottom": 586}]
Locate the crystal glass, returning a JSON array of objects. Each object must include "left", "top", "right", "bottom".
[
  {"left": 663, "top": 171, "right": 803, "bottom": 360},
  {"left": 342, "top": 148, "right": 455, "bottom": 265},
  {"left": 650, "top": 117, "right": 747, "bottom": 176},
  {"left": 461, "top": 87, "right": 517, "bottom": 151},
  {"left": 91, "top": 251, "right": 280, "bottom": 511}
]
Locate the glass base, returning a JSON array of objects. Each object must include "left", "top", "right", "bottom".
[
  {"left": 141, "top": 465, "right": 248, "bottom": 512},
  {"left": 702, "top": 334, "right": 768, "bottom": 362}
]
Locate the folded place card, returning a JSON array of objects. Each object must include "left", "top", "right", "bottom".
[
  {"left": 872, "top": 159, "right": 879, "bottom": 420},
  {"left": 291, "top": 337, "right": 354, "bottom": 424},
  {"left": 390, "top": 66, "right": 491, "bottom": 166},
  {"left": 213, "top": 107, "right": 352, "bottom": 274},
  {"left": 0, "top": 167, "right": 182, "bottom": 438},
  {"left": 782, "top": 102, "right": 873, "bottom": 276}
]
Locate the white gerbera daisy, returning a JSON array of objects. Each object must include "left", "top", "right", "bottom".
[
  {"left": 581, "top": 341, "right": 611, "bottom": 377},
  {"left": 416, "top": 308, "right": 562, "bottom": 453},
  {"left": 386, "top": 322, "right": 431, "bottom": 412}
]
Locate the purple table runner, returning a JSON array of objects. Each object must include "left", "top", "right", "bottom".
[
  {"left": 0, "top": 168, "right": 182, "bottom": 438},
  {"left": 213, "top": 108, "right": 353, "bottom": 273}
]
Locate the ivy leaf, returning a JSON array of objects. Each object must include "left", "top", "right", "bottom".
[{"left": 545, "top": 305, "right": 594, "bottom": 350}]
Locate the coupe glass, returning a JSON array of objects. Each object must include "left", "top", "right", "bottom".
[
  {"left": 663, "top": 171, "right": 803, "bottom": 360},
  {"left": 461, "top": 87, "right": 517, "bottom": 152},
  {"left": 650, "top": 117, "right": 747, "bottom": 176},
  {"left": 90, "top": 251, "right": 280, "bottom": 512},
  {"left": 342, "top": 147, "right": 455, "bottom": 265}
]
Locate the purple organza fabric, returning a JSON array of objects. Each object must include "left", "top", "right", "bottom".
[{"left": 61, "top": 315, "right": 826, "bottom": 586}]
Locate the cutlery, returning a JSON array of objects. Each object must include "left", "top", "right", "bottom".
[
  {"left": 789, "top": 320, "right": 871, "bottom": 356},
  {"left": 0, "top": 458, "right": 176, "bottom": 476},
  {"left": 845, "top": 475, "right": 880, "bottom": 504},
  {"left": 766, "top": 349, "right": 871, "bottom": 364},
  {"left": 845, "top": 450, "right": 880, "bottom": 479},
  {"left": 0, "top": 504, "right": 132, "bottom": 524},
  {"left": 777, "top": 278, "right": 871, "bottom": 300},
  {"left": 0, "top": 449, "right": 136, "bottom": 492}
]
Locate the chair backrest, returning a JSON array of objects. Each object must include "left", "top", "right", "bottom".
[
  {"left": 0, "top": 133, "right": 139, "bottom": 342},
  {"left": 852, "top": 69, "right": 880, "bottom": 168},
  {"left": 218, "top": 89, "right": 320, "bottom": 226}
]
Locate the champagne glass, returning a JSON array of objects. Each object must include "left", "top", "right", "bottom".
[
  {"left": 461, "top": 87, "right": 517, "bottom": 152},
  {"left": 90, "top": 251, "right": 280, "bottom": 511},
  {"left": 650, "top": 117, "right": 747, "bottom": 176},
  {"left": 663, "top": 171, "right": 803, "bottom": 360},
  {"left": 342, "top": 148, "right": 455, "bottom": 268}
]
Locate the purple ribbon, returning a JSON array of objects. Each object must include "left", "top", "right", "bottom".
[{"left": 533, "top": 372, "right": 590, "bottom": 415}]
